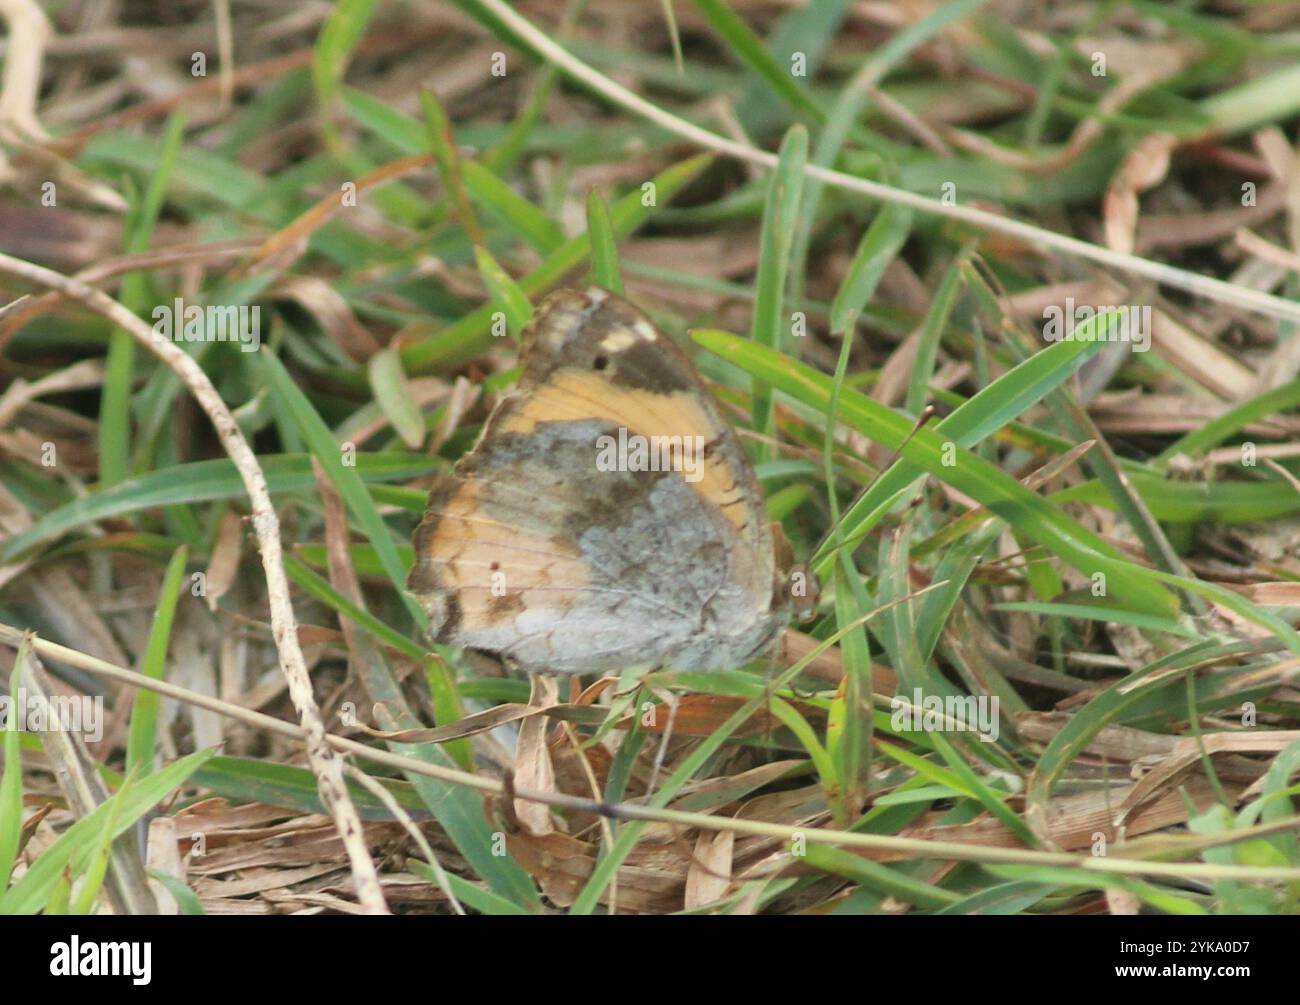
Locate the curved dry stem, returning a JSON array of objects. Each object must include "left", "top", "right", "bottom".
[
  {"left": 474, "top": 0, "right": 1300, "bottom": 328},
  {"left": 5, "top": 623, "right": 1300, "bottom": 886},
  {"left": 341, "top": 762, "right": 463, "bottom": 916},
  {"left": 0, "top": 251, "right": 389, "bottom": 915}
]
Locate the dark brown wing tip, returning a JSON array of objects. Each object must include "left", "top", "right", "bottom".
[
  {"left": 405, "top": 511, "right": 440, "bottom": 595},
  {"left": 405, "top": 477, "right": 459, "bottom": 603}
]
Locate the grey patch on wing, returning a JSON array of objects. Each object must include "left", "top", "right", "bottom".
[
  {"left": 460, "top": 419, "right": 784, "bottom": 673},
  {"left": 508, "top": 287, "right": 779, "bottom": 608}
]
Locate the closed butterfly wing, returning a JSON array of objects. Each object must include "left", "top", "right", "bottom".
[{"left": 407, "top": 287, "right": 789, "bottom": 673}]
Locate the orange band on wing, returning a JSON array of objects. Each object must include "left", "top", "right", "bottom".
[{"left": 497, "top": 371, "right": 753, "bottom": 535}]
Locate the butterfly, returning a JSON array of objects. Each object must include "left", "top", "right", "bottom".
[{"left": 406, "top": 286, "right": 814, "bottom": 675}]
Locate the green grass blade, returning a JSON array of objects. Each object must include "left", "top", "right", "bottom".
[
  {"left": 420, "top": 87, "right": 483, "bottom": 244},
  {"left": 768, "top": 696, "right": 835, "bottom": 785},
  {"left": 340, "top": 87, "right": 567, "bottom": 251},
  {"left": 586, "top": 191, "right": 624, "bottom": 294},
  {"left": 101, "top": 111, "right": 185, "bottom": 488},
  {"left": 750, "top": 124, "right": 807, "bottom": 458},
  {"left": 915, "top": 524, "right": 1000, "bottom": 665},
  {"left": 368, "top": 346, "right": 428, "bottom": 447},
  {"left": 829, "top": 204, "right": 913, "bottom": 333},
  {"left": 906, "top": 246, "right": 973, "bottom": 415},
  {"left": 311, "top": 0, "right": 380, "bottom": 125},
  {"left": 827, "top": 560, "right": 873, "bottom": 823},
  {"left": 982, "top": 864, "right": 1209, "bottom": 914},
  {"left": 412, "top": 863, "right": 532, "bottom": 915},
  {"left": 927, "top": 733, "right": 1039, "bottom": 846},
  {"left": 993, "top": 601, "right": 1202, "bottom": 641},
  {"left": 193, "top": 754, "right": 428, "bottom": 820},
  {"left": 69, "top": 774, "right": 127, "bottom": 914},
  {"left": 0, "top": 634, "right": 30, "bottom": 890},
  {"left": 260, "top": 352, "right": 427, "bottom": 627},
  {"left": 147, "top": 869, "right": 206, "bottom": 915},
  {"left": 808, "top": 326, "right": 1114, "bottom": 580},
  {"left": 735, "top": 0, "right": 853, "bottom": 130},
  {"left": 474, "top": 245, "right": 534, "bottom": 339},
  {"left": 1156, "top": 378, "right": 1300, "bottom": 465},
  {"left": 695, "top": 328, "right": 1177, "bottom": 616},
  {"left": 691, "top": 0, "right": 824, "bottom": 123},
  {"left": 819, "top": 203, "right": 913, "bottom": 823},
  {"left": 801, "top": 843, "right": 960, "bottom": 910},
  {"left": 0, "top": 748, "right": 215, "bottom": 915},
  {"left": 283, "top": 554, "right": 425, "bottom": 659},
  {"left": 463, "top": 160, "right": 568, "bottom": 252},
  {"left": 570, "top": 605, "right": 887, "bottom": 913},
  {"left": 0, "top": 454, "right": 435, "bottom": 564},
  {"left": 126, "top": 545, "right": 189, "bottom": 775},
  {"left": 397, "top": 154, "right": 713, "bottom": 373},
  {"left": 788, "top": 0, "right": 989, "bottom": 303}
]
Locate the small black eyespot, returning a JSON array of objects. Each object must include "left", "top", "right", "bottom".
[{"left": 593, "top": 355, "right": 609, "bottom": 371}]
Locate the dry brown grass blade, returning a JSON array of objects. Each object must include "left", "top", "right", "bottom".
[
  {"left": 1104, "top": 132, "right": 1178, "bottom": 256},
  {"left": 0, "top": 0, "right": 49, "bottom": 142},
  {"left": 352, "top": 700, "right": 607, "bottom": 743},
  {"left": 684, "top": 829, "right": 735, "bottom": 910},
  {"left": 16, "top": 640, "right": 157, "bottom": 914},
  {"left": 238, "top": 153, "right": 433, "bottom": 278},
  {"left": 0, "top": 358, "right": 103, "bottom": 427},
  {"left": 1117, "top": 731, "right": 1300, "bottom": 827},
  {"left": 1149, "top": 309, "right": 1255, "bottom": 401},
  {"left": 145, "top": 816, "right": 183, "bottom": 916},
  {"left": 888, "top": 776, "right": 1243, "bottom": 862},
  {"left": 1018, "top": 712, "right": 1184, "bottom": 763},
  {"left": 635, "top": 693, "right": 785, "bottom": 738},
  {"left": 341, "top": 762, "right": 463, "bottom": 915},
  {"left": 514, "top": 673, "right": 560, "bottom": 835},
  {"left": 201, "top": 509, "right": 244, "bottom": 613},
  {"left": 779, "top": 628, "right": 894, "bottom": 689},
  {"left": 268, "top": 276, "right": 384, "bottom": 362},
  {"left": 0, "top": 479, "right": 36, "bottom": 593},
  {"left": 43, "top": 28, "right": 442, "bottom": 157},
  {"left": 8, "top": 623, "right": 1300, "bottom": 886},
  {"left": 312, "top": 458, "right": 469, "bottom": 912}
]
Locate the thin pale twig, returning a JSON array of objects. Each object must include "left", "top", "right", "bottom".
[
  {"left": 3, "top": 623, "right": 1298, "bottom": 883},
  {"left": 0, "top": 251, "right": 390, "bottom": 915},
  {"left": 472, "top": 0, "right": 1300, "bottom": 328}
]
